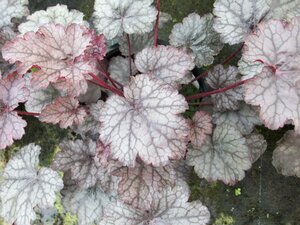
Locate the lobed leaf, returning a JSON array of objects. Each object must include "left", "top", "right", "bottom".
[
  {"left": 25, "top": 84, "right": 61, "bottom": 113},
  {"left": 272, "top": 130, "right": 300, "bottom": 177},
  {"left": 108, "top": 56, "right": 137, "bottom": 85},
  {"left": 98, "top": 182, "right": 210, "bottom": 225},
  {"left": 112, "top": 161, "right": 176, "bottom": 210},
  {"left": 2, "top": 23, "right": 97, "bottom": 96},
  {"left": 0, "top": 74, "right": 28, "bottom": 149},
  {"left": 169, "top": 13, "right": 223, "bottom": 67},
  {"left": 63, "top": 184, "right": 112, "bottom": 225},
  {"left": 187, "top": 124, "right": 251, "bottom": 184},
  {"left": 0, "top": 0, "right": 29, "bottom": 28},
  {"left": 53, "top": 139, "right": 110, "bottom": 189},
  {"left": 246, "top": 133, "right": 267, "bottom": 163},
  {"left": 213, "top": 0, "right": 269, "bottom": 45},
  {"left": 39, "top": 96, "right": 86, "bottom": 128},
  {"left": 190, "top": 111, "right": 213, "bottom": 147},
  {"left": 212, "top": 103, "right": 262, "bottom": 135},
  {"left": 0, "top": 144, "right": 63, "bottom": 225},
  {"left": 135, "top": 45, "right": 195, "bottom": 85},
  {"left": 98, "top": 74, "right": 190, "bottom": 167},
  {"left": 93, "top": 0, "right": 157, "bottom": 40},
  {"left": 18, "top": 4, "right": 88, "bottom": 33},
  {"left": 206, "top": 65, "right": 244, "bottom": 112},
  {"left": 119, "top": 32, "right": 154, "bottom": 56}
]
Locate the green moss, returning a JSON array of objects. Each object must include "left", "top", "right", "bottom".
[
  {"left": 213, "top": 213, "right": 235, "bottom": 225},
  {"left": 79, "top": 0, "right": 95, "bottom": 20},
  {"left": 63, "top": 213, "right": 77, "bottom": 225}
]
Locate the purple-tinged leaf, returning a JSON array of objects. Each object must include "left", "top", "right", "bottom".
[
  {"left": 272, "top": 130, "right": 300, "bottom": 178},
  {"left": 0, "top": 0, "right": 29, "bottom": 28},
  {"left": 25, "top": 84, "right": 61, "bottom": 113},
  {"left": 2, "top": 23, "right": 98, "bottom": 96},
  {"left": 18, "top": 4, "right": 88, "bottom": 33},
  {"left": 53, "top": 139, "right": 110, "bottom": 189},
  {"left": 112, "top": 161, "right": 176, "bottom": 210},
  {"left": 108, "top": 56, "right": 137, "bottom": 85},
  {"left": 98, "top": 182, "right": 210, "bottom": 225},
  {"left": 98, "top": 74, "right": 190, "bottom": 167},
  {"left": 187, "top": 124, "right": 251, "bottom": 185},
  {"left": 0, "top": 144, "right": 63, "bottom": 225},
  {"left": 169, "top": 13, "right": 223, "bottom": 67},
  {"left": 39, "top": 96, "right": 86, "bottom": 128},
  {"left": 244, "top": 67, "right": 300, "bottom": 133},
  {"left": 206, "top": 65, "right": 243, "bottom": 112},
  {"left": 119, "top": 32, "right": 154, "bottom": 56},
  {"left": 190, "top": 111, "right": 213, "bottom": 147},
  {"left": 246, "top": 133, "right": 267, "bottom": 163},
  {"left": 0, "top": 111, "right": 27, "bottom": 150},
  {"left": 0, "top": 74, "right": 28, "bottom": 149},
  {"left": 212, "top": 103, "right": 262, "bottom": 135},
  {"left": 135, "top": 45, "right": 195, "bottom": 85},
  {"left": 93, "top": 0, "right": 157, "bottom": 40}
]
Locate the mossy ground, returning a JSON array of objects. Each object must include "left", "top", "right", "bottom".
[{"left": 1, "top": 1, "right": 300, "bottom": 224}]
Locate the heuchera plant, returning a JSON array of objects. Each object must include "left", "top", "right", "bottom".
[{"left": 0, "top": 0, "right": 300, "bottom": 224}]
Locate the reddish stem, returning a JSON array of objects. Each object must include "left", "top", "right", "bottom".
[
  {"left": 222, "top": 44, "right": 244, "bottom": 65},
  {"left": 186, "top": 78, "right": 251, "bottom": 101},
  {"left": 126, "top": 34, "right": 133, "bottom": 76},
  {"left": 87, "top": 73, "right": 124, "bottom": 97},
  {"left": 16, "top": 111, "right": 40, "bottom": 116},
  {"left": 191, "top": 44, "right": 244, "bottom": 83},
  {"left": 97, "top": 59, "right": 123, "bottom": 89},
  {"left": 188, "top": 102, "right": 213, "bottom": 106},
  {"left": 154, "top": 0, "right": 160, "bottom": 47}
]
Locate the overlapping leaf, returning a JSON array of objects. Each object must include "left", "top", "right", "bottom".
[
  {"left": 112, "top": 161, "right": 176, "bottom": 210},
  {"left": 213, "top": 0, "right": 300, "bottom": 45},
  {"left": 169, "top": 13, "right": 223, "bottom": 67},
  {"left": 108, "top": 56, "right": 137, "bottom": 85},
  {"left": 272, "top": 130, "right": 300, "bottom": 177},
  {"left": 0, "top": 73, "right": 28, "bottom": 149},
  {"left": 0, "top": 144, "right": 63, "bottom": 225},
  {"left": 246, "top": 133, "right": 267, "bottom": 163},
  {"left": 242, "top": 17, "right": 300, "bottom": 132},
  {"left": 0, "top": 0, "right": 29, "bottom": 28},
  {"left": 212, "top": 103, "right": 261, "bottom": 135},
  {"left": 53, "top": 139, "right": 110, "bottom": 189},
  {"left": 119, "top": 32, "right": 154, "bottom": 56},
  {"left": 25, "top": 84, "right": 62, "bottom": 113},
  {"left": 98, "top": 182, "right": 210, "bottom": 225},
  {"left": 187, "top": 124, "right": 251, "bottom": 184},
  {"left": 213, "top": 0, "right": 269, "bottom": 45},
  {"left": 98, "top": 74, "right": 190, "bottom": 167},
  {"left": 135, "top": 45, "right": 195, "bottom": 85},
  {"left": 93, "top": 0, "right": 157, "bottom": 40},
  {"left": 18, "top": 4, "right": 88, "bottom": 33},
  {"left": 39, "top": 96, "right": 86, "bottom": 128},
  {"left": 190, "top": 111, "right": 213, "bottom": 147},
  {"left": 206, "top": 65, "right": 243, "bottom": 112},
  {"left": 62, "top": 184, "right": 112, "bottom": 225},
  {"left": 238, "top": 59, "right": 264, "bottom": 79},
  {"left": 2, "top": 23, "right": 98, "bottom": 96}
]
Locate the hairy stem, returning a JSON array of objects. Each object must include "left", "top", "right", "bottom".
[
  {"left": 126, "top": 34, "right": 133, "bottom": 76},
  {"left": 16, "top": 111, "right": 40, "bottom": 116},
  {"left": 87, "top": 73, "right": 124, "bottom": 97},
  {"left": 191, "top": 44, "right": 244, "bottom": 83},
  {"left": 186, "top": 78, "right": 251, "bottom": 101},
  {"left": 154, "top": 0, "right": 161, "bottom": 47}
]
